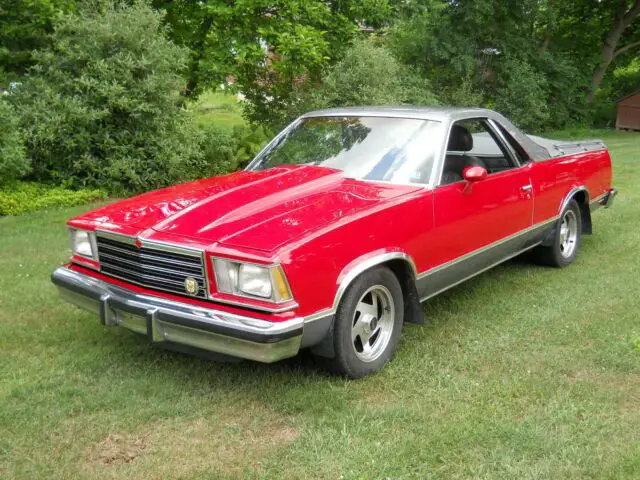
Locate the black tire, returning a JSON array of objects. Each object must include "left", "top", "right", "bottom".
[
  {"left": 534, "top": 199, "right": 582, "bottom": 267},
  {"left": 322, "top": 266, "right": 404, "bottom": 379}
]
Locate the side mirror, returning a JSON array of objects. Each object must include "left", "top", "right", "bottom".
[{"left": 463, "top": 166, "right": 487, "bottom": 182}]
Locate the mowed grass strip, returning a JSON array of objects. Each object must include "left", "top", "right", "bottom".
[{"left": 0, "top": 131, "right": 639, "bottom": 479}]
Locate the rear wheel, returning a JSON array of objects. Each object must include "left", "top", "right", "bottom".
[
  {"left": 534, "top": 199, "right": 582, "bottom": 267},
  {"left": 323, "top": 266, "right": 404, "bottom": 378}
]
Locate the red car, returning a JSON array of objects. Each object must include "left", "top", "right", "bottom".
[{"left": 52, "top": 107, "right": 616, "bottom": 378}]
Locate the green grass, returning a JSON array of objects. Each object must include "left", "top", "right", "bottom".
[
  {"left": 188, "top": 90, "right": 246, "bottom": 130},
  {"left": 1, "top": 131, "right": 639, "bottom": 479}
]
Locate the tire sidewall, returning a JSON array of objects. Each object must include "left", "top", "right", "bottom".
[{"left": 332, "top": 267, "right": 404, "bottom": 378}]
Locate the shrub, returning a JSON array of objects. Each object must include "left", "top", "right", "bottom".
[
  {"left": 10, "top": 1, "right": 205, "bottom": 194},
  {"left": 0, "top": 181, "right": 106, "bottom": 216},
  {"left": 198, "top": 123, "right": 272, "bottom": 174},
  {"left": 311, "top": 38, "right": 437, "bottom": 109},
  {"left": 0, "top": 99, "right": 30, "bottom": 184},
  {"left": 491, "top": 57, "right": 550, "bottom": 131},
  {"left": 270, "top": 38, "right": 438, "bottom": 129}
]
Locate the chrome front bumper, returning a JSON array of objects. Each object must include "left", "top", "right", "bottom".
[{"left": 51, "top": 267, "right": 303, "bottom": 363}]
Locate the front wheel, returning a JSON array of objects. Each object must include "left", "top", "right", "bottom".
[
  {"left": 322, "top": 266, "right": 404, "bottom": 378},
  {"left": 534, "top": 199, "right": 582, "bottom": 267}
]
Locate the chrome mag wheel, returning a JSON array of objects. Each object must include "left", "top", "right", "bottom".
[
  {"left": 351, "top": 285, "right": 395, "bottom": 362},
  {"left": 559, "top": 209, "right": 578, "bottom": 258}
]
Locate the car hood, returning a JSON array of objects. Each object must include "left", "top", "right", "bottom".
[{"left": 76, "top": 165, "right": 421, "bottom": 253}]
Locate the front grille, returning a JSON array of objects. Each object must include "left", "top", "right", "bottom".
[{"left": 96, "top": 234, "right": 207, "bottom": 299}]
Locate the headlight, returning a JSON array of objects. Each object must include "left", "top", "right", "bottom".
[
  {"left": 212, "top": 258, "right": 293, "bottom": 302},
  {"left": 69, "top": 228, "right": 97, "bottom": 260}
]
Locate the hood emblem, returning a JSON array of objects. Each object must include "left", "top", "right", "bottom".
[
  {"left": 184, "top": 277, "right": 199, "bottom": 296},
  {"left": 134, "top": 238, "right": 143, "bottom": 249}
]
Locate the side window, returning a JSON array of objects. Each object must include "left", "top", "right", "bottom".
[
  {"left": 493, "top": 122, "right": 530, "bottom": 164},
  {"left": 440, "top": 118, "right": 517, "bottom": 185}
]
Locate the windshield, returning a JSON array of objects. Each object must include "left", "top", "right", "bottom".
[{"left": 249, "top": 116, "right": 442, "bottom": 185}]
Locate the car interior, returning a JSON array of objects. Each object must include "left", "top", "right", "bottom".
[{"left": 440, "top": 119, "right": 520, "bottom": 185}]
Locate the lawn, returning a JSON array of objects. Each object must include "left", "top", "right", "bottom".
[
  {"left": 188, "top": 90, "right": 246, "bottom": 130},
  {"left": 1, "top": 130, "right": 639, "bottom": 479}
]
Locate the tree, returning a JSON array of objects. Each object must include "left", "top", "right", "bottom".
[
  {"left": 0, "top": 0, "right": 76, "bottom": 79},
  {"left": 10, "top": 1, "right": 204, "bottom": 194},
  {"left": 587, "top": 0, "right": 640, "bottom": 102},
  {"left": 389, "top": 0, "right": 596, "bottom": 129},
  {"left": 151, "top": 0, "right": 403, "bottom": 122},
  {"left": 266, "top": 38, "right": 438, "bottom": 129}
]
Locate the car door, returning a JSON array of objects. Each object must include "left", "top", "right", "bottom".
[{"left": 417, "top": 118, "right": 535, "bottom": 299}]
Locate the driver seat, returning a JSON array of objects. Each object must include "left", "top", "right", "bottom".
[{"left": 441, "top": 125, "right": 486, "bottom": 185}]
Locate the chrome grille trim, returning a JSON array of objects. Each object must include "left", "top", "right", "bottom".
[{"left": 95, "top": 231, "right": 208, "bottom": 299}]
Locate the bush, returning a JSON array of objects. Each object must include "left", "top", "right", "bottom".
[
  {"left": 10, "top": 1, "right": 205, "bottom": 194},
  {"left": 271, "top": 38, "right": 438, "bottom": 129},
  {"left": 0, "top": 181, "right": 106, "bottom": 216},
  {"left": 0, "top": 99, "right": 30, "bottom": 184},
  {"left": 491, "top": 57, "right": 550, "bottom": 132},
  {"left": 198, "top": 124, "right": 272, "bottom": 174}
]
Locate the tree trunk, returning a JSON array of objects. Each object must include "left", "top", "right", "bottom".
[
  {"left": 587, "top": 0, "right": 640, "bottom": 103},
  {"left": 182, "top": 15, "right": 215, "bottom": 98},
  {"left": 540, "top": 34, "right": 552, "bottom": 54}
]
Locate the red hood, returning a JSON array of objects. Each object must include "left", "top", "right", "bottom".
[{"left": 73, "top": 166, "right": 421, "bottom": 253}]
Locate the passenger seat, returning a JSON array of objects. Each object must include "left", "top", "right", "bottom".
[{"left": 441, "top": 125, "right": 486, "bottom": 185}]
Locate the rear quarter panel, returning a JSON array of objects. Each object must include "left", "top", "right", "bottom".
[{"left": 532, "top": 149, "right": 612, "bottom": 223}]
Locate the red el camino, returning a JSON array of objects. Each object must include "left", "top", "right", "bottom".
[{"left": 52, "top": 107, "right": 617, "bottom": 378}]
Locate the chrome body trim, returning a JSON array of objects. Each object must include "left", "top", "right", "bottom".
[
  {"left": 52, "top": 266, "right": 303, "bottom": 363},
  {"left": 94, "top": 230, "right": 210, "bottom": 301},
  {"left": 203, "top": 295, "right": 299, "bottom": 314},
  {"left": 559, "top": 185, "right": 588, "bottom": 213},
  {"left": 97, "top": 229, "right": 202, "bottom": 255},
  {"left": 486, "top": 118, "right": 523, "bottom": 167},
  {"left": 332, "top": 252, "right": 417, "bottom": 310},
  {"left": 416, "top": 216, "right": 557, "bottom": 281},
  {"left": 419, "top": 244, "right": 541, "bottom": 302}
]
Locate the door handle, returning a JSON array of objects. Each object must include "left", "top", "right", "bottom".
[{"left": 520, "top": 184, "right": 533, "bottom": 192}]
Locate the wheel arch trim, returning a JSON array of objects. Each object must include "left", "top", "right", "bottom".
[
  {"left": 559, "top": 185, "right": 590, "bottom": 214},
  {"left": 332, "top": 252, "right": 417, "bottom": 311}
]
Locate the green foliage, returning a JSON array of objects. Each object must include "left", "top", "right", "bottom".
[
  {"left": 388, "top": 0, "right": 601, "bottom": 131},
  {"left": 152, "top": 0, "right": 406, "bottom": 124},
  {"left": 199, "top": 124, "right": 272, "bottom": 173},
  {"left": 491, "top": 58, "right": 550, "bottom": 131},
  {"left": 10, "top": 1, "right": 206, "bottom": 194},
  {"left": 271, "top": 38, "right": 438, "bottom": 128},
  {"left": 0, "top": 99, "right": 30, "bottom": 184},
  {"left": 0, "top": 0, "right": 76, "bottom": 77},
  {"left": 0, "top": 181, "right": 106, "bottom": 216}
]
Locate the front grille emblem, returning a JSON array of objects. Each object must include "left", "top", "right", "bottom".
[
  {"left": 184, "top": 277, "right": 199, "bottom": 296},
  {"left": 134, "top": 238, "right": 142, "bottom": 249}
]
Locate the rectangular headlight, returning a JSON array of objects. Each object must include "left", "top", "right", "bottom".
[
  {"left": 69, "top": 228, "right": 97, "bottom": 260},
  {"left": 212, "top": 258, "right": 293, "bottom": 302}
]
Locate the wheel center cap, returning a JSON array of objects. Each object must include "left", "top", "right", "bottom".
[{"left": 369, "top": 317, "right": 378, "bottom": 332}]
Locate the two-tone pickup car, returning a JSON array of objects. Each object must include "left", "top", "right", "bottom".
[{"left": 52, "top": 107, "right": 616, "bottom": 378}]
